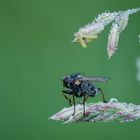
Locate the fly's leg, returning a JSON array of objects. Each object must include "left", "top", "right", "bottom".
[
  {"left": 72, "top": 95, "right": 76, "bottom": 116},
  {"left": 82, "top": 95, "right": 89, "bottom": 116},
  {"left": 62, "top": 90, "right": 76, "bottom": 116},
  {"left": 62, "top": 93, "right": 72, "bottom": 106},
  {"left": 62, "top": 90, "right": 73, "bottom": 106},
  {"left": 97, "top": 88, "right": 107, "bottom": 103}
]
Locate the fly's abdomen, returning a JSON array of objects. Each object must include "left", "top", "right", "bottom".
[{"left": 81, "top": 81, "right": 97, "bottom": 97}]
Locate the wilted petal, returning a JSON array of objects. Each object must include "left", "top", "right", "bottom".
[
  {"left": 82, "top": 22, "right": 105, "bottom": 35},
  {"left": 107, "top": 15, "right": 129, "bottom": 59},
  {"left": 107, "top": 23, "right": 119, "bottom": 59},
  {"left": 107, "top": 7, "right": 140, "bottom": 59},
  {"left": 115, "top": 14, "right": 129, "bottom": 32},
  {"left": 94, "top": 11, "right": 119, "bottom": 26}
]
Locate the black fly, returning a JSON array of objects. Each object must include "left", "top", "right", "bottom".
[{"left": 62, "top": 73, "right": 109, "bottom": 116}]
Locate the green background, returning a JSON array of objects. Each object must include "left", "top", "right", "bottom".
[{"left": 0, "top": 0, "right": 140, "bottom": 140}]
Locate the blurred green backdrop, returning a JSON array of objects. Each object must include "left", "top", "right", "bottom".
[{"left": 0, "top": 0, "right": 140, "bottom": 140}]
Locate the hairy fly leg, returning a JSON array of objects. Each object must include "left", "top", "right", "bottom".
[
  {"left": 82, "top": 95, "right": 89, "bottom": 116},
  {"left": 72, "top": 95, "right": 76, "bottom": 116},
  {"left": 62, "top": 89, "right": 73, "bottom": 106},
  {"left": 97, "top": 88, "right": 107, "bottom": 103}
]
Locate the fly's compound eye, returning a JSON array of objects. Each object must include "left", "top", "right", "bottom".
[{"left": 74, "top": 80, "right": 81, "bottom": 85}]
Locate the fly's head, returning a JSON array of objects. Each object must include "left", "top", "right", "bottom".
[
  {"left": 62, "top": 73, "right": 83, "bottom": 89},
  {"left": 62, "top": 75, "right": 72, "bottom": 89}
]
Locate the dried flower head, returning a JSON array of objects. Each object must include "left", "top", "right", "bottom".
[
  {"left": 73, "top": 7, "right": 140, "bottom": 58},
  {"left": 73, "top": 12, "right": 119, "bottom": 48},
  {"left": 49, "top": 98, "right": 140, "bottom": 124}
]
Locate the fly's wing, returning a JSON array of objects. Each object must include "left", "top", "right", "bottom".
[{"left": 82, "top": 76, "right": 110, "bottom": 82}]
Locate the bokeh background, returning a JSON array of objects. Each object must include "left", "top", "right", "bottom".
[{"left": 0, "top": 0, "right": 140, "bottom": 140}]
